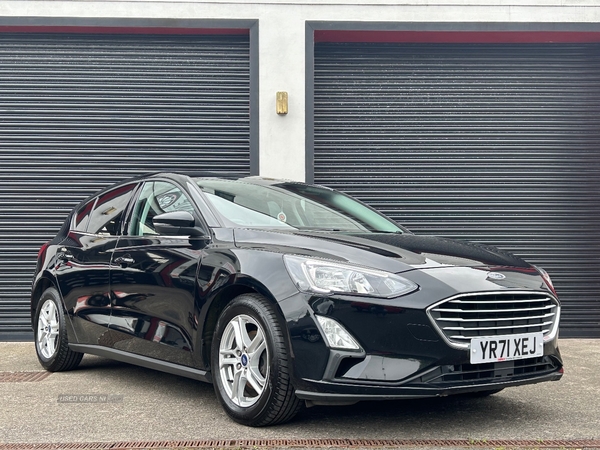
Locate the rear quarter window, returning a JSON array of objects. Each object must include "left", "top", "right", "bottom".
[{"left": 71, "top": 198, "right": 97, "bottom": 232}]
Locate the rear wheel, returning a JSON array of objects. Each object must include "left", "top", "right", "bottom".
[
  {"left": 211, "top": 293, "right": 301, "bottom": 426},
  {"left": 34, "top": 287, "right": 83, "bottom": 372}
]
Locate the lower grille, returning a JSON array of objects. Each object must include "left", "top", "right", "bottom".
[
  {"left": 427, "top": 291, "right": 560, "bottom": 349},
  {"left": 419, "top": 356, "right": 559, "bottom": 385}
]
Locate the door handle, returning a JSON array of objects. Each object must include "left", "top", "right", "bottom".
[{"left": 114, "top": 255, "right": 135, "bottom": 267}]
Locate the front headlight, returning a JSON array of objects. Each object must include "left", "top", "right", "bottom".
[{"left": 283, "top": 255, "right": 418, "bottom": 298}]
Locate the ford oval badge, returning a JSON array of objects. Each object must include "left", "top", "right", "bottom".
[{"left": 487, "top": 272, "right": 506, "bottom": 280}]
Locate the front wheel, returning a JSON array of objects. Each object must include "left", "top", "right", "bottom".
[
  {"left": 211, "top": 293, "right": 301, "bottom": 426},
  {"left": 34, "top": 287, "right": 83, "bottom": 372}
]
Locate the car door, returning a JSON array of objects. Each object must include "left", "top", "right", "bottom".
[
  {"left": 106, "top": 180, "right": 204, "bottom": 367},
  {"left": 55, "top": 183, "right": 138, "bottom": 345}
]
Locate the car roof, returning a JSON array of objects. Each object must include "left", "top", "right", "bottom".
[
  {"left": 77, "top": 172, "right": 316, "bottom": 209},
  {"left": 148, "top": 172, "right": 310, "bottom": 188}
]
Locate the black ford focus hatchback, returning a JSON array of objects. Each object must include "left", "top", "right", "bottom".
[{"left": 31, "top": 172, "right": 563, "bottom": 426}]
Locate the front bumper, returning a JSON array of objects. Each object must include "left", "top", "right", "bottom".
[
  {"left": 281, "top": 286, "right": 563, "bottom": 403},
  {"left": 295, "top": 363, "right": 563, "bottom": 404}
]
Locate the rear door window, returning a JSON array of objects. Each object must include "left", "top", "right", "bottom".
[{"left": 87, "top": 183, "right": 137, "bottom": 236}]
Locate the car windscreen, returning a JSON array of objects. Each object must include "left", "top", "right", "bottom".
[{"left": 194, "top": 179, "right": 405, "bottom": 233}]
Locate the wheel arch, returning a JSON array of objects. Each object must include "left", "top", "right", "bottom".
[
  {"left": 31, "top": 274, "right": 79, "bottom": 345},
  {"left": 32, "top": 279, "right": 84, "bottom": 372},
  {"left": 31, "top": 273, "right": 58, "bottom": 328},
  {"left": 200, "top": 278, "right": 292, "bottom": 371}
]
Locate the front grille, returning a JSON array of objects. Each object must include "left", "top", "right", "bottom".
[
  {"left": 427, "top": 292, "right": 560, "bottom": 349},
  {"left": 418, "top": 356, "right": 559, "bottom": 385}
]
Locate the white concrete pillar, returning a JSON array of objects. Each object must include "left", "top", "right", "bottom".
[{"left": 258, "top": 14, "right": 306, "bottom": 182}]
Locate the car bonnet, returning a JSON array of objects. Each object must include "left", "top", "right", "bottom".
[{"left": 232, "top": 228, "right": 530, "bottom": 273}]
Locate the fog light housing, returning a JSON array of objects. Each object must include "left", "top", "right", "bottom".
[{"left": 316, "top": 315, "right": 361, "bottom": 351}]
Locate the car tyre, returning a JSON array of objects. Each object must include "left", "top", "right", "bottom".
[
  {"left": 211, "top": 293, "right": 302, "bottom": 426},
  {"left": 34, "top": 287, "right": 83, "bottom": 372}
]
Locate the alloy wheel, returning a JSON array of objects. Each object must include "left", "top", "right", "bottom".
[
  {"left": 218, "top": 314, "right": 269, "bottom": 408},
  {"left": 37, "top": 298, "right": 60, "bottom": 359}
]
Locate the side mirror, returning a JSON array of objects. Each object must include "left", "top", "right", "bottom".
[{"left": 152, "top": 211, "right": 206, "bottom": 237}]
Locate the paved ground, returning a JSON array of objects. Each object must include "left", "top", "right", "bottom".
[{"left": 0, "top": 339, "right": 598, "bottom": 448}]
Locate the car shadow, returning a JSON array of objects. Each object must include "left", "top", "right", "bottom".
[
  {"left": 286, "top": 392, "right": 554, "bottom": 438},
  {"left": 67, "top": 353, "right": 554, "bottom": 438}
]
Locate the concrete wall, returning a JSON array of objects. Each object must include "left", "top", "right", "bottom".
[{"left": 1, "top": 0, "right": 600, "bottom": 181}]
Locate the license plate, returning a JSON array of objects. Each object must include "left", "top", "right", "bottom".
[{"left": 470, "top": 332, "right": 544, "bottom": 364}]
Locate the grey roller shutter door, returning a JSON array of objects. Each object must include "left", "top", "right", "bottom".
[
  {"left": 0, "top": 32, "right": 251, "bottom": 337},
  {"left": 314, "top": 42, "right": 600, "bottom": 338}
]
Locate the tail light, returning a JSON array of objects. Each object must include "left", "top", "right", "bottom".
[
  {"left": 35, "top": 241, "right": 51, "bottom": 272},
  {"left": 37, "top": 241, "right": 50, "bottom": 261}
]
